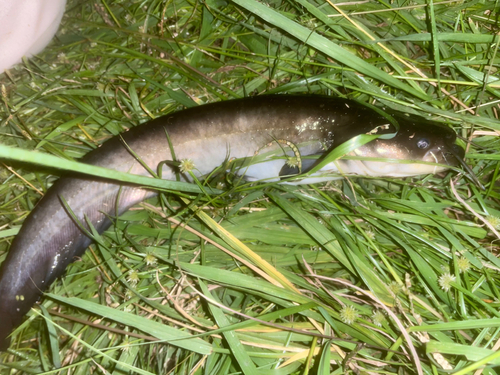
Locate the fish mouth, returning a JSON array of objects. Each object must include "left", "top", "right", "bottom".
[
  {"left": 443, "top": 144, "right": 466, "bottom": 167},
  {"left": 428, "top": 143, "right": 484, "bottom": 189},
  {"left": 423, "top": 144, "right": 464, "bottom": 167},
  {"left": 447, "top": 143, "right": 484, "bottom": 189}
]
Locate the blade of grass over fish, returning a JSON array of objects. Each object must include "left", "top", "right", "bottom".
[
  {"left": 307, "top": 134, "right": 382, "bottom": 175},
  {"left": 0, "top": 145, "right": 221, "bottom": 194},
  {"left": 232, "top": 0, "right": 429, "bottom": 101}
]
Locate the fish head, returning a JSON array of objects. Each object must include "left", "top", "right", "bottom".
[{"left": 342, "top": 119, "right": 465, "bottom": 177}]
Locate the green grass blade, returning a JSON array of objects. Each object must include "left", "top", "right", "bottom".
[
  {"left": 199, "top": 280, "right": 259, "bottom": 375},
  {"left": 45, "top": 294, "right": 213, "bottom": 354},
  {"left": 232, "top": 0, "right": 429, "bottom": 100},
  {"left": 0, "top": 145, "right": 221, "bottom": 194}
]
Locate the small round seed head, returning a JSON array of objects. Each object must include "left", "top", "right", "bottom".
[
  {"left": 372, "top": 310, "right": 385, "bottom": 327},
  {"left": 457, "top": 257, "right": 471, "bottom": 273},
  {"left": 340, "top": 305, "right": 359, "bottom": 325},
  {"left": 286, "top": 156, "right": 300, "bottom": 168},
  {"left": 438, "top": 273, "right": 456, "bottom": 292},
  {"left": 180, "top": 159, "right": 195, "bottom": 173},
  {"left": 486, "top": 215, "right": 500, "bottom": 230},
  {"left": 145, "top": 253, "right": 157, "bottom": 266},
  {"left": 127, "top": 270, "right": 140, "bottom": 286}
]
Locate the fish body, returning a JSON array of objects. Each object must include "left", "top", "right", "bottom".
[{"left": 0, "top": 96, "right": 464, "bottom": 349}]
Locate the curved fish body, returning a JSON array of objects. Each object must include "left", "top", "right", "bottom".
[{"left": 0, "top": 95, "right": 464, "bottom": 349}]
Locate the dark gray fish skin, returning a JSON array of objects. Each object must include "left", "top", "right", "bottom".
[{"left": 0, "top": 95, "right": 463, "bottom": 350}]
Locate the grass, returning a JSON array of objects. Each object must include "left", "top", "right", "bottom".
[{"left": 0, "top": 0, "right": 499, "bottom": 374}]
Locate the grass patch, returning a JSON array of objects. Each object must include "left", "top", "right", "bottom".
[{"left": 0, "top": 0, "right": 499, "bottom": 374}]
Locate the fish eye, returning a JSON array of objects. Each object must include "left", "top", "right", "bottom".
[{"left": 417, "top": 138, "right": 430, "bottom": 149}]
